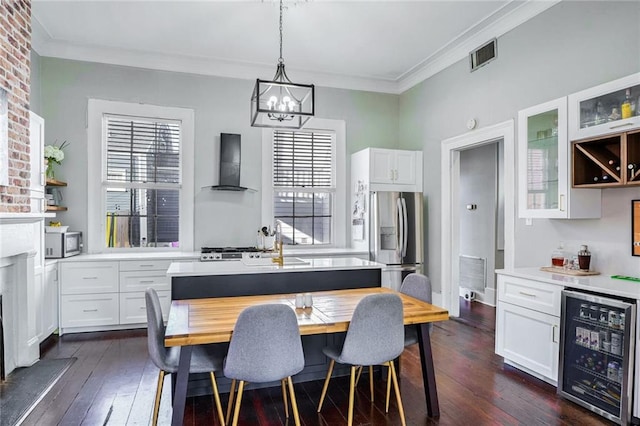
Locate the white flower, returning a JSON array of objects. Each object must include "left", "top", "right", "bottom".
[{"left": 44, "top": 141, "right": 68, "bottom": 164}]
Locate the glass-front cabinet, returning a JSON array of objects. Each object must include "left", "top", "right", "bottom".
[
  {"left": 518, "top": 97, "right": 600, "bottom": 218},
  {"left": 569, "top": 73, "right": 640, "bottom": 141},
  {"left": 518, "top": 97, "right": 601, "bottom": 219}
]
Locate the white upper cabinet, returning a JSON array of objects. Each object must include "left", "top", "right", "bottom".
[
  {"left": 568, "top": 72, "right": 640, "bottom": 141},
  {"left": 518, "top": 97, "right": 601, "bottom": 219},
  {"left": 358, "top": 148, "right": 422, "bottom": 191},
  {"left": 29, "top": 111, "right": 45, "bottom": 213}
]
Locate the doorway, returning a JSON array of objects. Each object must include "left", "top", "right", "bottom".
[
  {"left": 440, "top": 120, "right": 515, "bottom": 318},
  {"left": 458, "top": 141, "right": 503, "bottom": 307}
]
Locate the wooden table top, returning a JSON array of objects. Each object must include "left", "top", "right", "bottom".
[{"left": 164, "top": 287, "right": 449, "bottom": 347}]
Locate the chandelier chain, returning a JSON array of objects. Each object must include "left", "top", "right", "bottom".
[{"left": 278, "top": 0, "right": 284, "bottom": 64}]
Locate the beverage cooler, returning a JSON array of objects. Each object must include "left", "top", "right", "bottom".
[{"left": 559, "top": 290, "right": 636, "bottom": 425}]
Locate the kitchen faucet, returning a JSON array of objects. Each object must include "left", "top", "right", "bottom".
[{"left": 272, "top": 220, "right": 284, "bottom": 266}]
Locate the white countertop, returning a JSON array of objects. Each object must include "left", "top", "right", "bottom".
[
  {"left": 56, "top": 251, "right": 200, "bottom": 262},
  {"left": 167, "top": 257, "right": 383, "bottom": 277},
  {"left": 496, "top": 267, "right": 640, "bottom": 300}
]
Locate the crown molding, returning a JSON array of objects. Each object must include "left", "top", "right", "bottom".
[
  {"left": 30, "top": 1, "right": 558, "bottom": 95},
  {"left": 397, "top": 0, "right": 560, "bottom": 93}
]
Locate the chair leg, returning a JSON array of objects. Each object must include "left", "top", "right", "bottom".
[
  {"left": 369, "top": 365, "right": 374, "bottom": 402},
  {"left": 209, "top": 372, "right": 225, "bottom": 426},
  {"left": 225, "top": 379, "right": 236, "bottom": 425},
  {"left": 286, "top": 376, "right": 301, "bottom": 426},
  {"left": 389, "top": 361, "right": 407, "bottom": 426},
  {"left": 317, "top": 359, "right": 335, "bottom": 412},
  {"left": 151, "top": 370, "right": 165, "bottom": 426},
  {"left": 348, "top": 366, "right": 357, "bottom": 426},
  {"left": 385, "top": 363, "right": 392, "bottom": 413},
  {"left": 281, "top": 378, "right": 289, "bottom": 418},
  {"left": 355, "top": 365, "right": 363, "bottom": 386},
  {"left": 231, "top": 380, "right": 245, "bottom": 426}
]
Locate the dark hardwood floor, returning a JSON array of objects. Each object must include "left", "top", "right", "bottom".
[{"left": 22, "top": 299, "right": 609, "bottom": 425}]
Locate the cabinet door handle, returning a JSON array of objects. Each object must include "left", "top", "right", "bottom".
[
  {"left": 519, "top": 291, "right": 537, "bottom": 297},
  {"left": 609, "top": 122, "right": 633, "bottom": 129},
  {"left": 552, "top": 325, "right": 559, "bottom": 343},
  {"left": 390, "top": 170, "right": 394, "bottom": 180},
  {"left": 83, "top": 309, "right": 98, "bottom": 313},
  {"left": 83, "top": 276, "right": 98, "bottom": 280},
  {"left": 395, "top": 170, "right": 398, "bottom": 180},
  {"left": 139, "top": 306, "right": 146, "bottom": 310},
  {"left": 559, "top": 194, "right": 565, "bottom": 212},
  {"left": 139, "top": 280, "right": 155, "bottom": 284},
  {"left": 139, "top": 264, "right": 155, "bottom": 267}
]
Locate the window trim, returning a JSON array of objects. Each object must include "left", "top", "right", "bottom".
[
  {"left": 261, "top": 118, "right": 346, "bottom": 248},
  {"left": 87, "top": 99, "right": 194, "bottom": 253}
]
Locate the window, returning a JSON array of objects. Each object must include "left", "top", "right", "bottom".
[
  {"left": 88, "top": 100, "right": 194, "bottom": 253},
  {"left": 262, "top": 119, "right": 346, "bottom": 247}
]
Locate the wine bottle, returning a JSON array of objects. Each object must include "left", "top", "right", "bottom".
[{"left": 622, "top": 89, "right": 633, "bottom": 119}]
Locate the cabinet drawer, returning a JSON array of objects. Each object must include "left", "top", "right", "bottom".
[
  {"left": 497, "top": 275, "right": 561, "bottom": 316},
  {"left": 119, "top": 259, "right": 172, "bottom": 272},
  {"left": 60, "top": 293, "right": 119, "bottom": 328},
  {"left": 119, "top": 270, "right": 170, "bottom": 292},
  {"left": 60, "top": 262, "right": 119, "bottom": 295},
  {"left": 120, "top": 291, "right": 170, "bottom": 325}
]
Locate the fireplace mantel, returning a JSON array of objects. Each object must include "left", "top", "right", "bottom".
[{"left": 0, "top": 214, "right": 48, "bottom": 375}]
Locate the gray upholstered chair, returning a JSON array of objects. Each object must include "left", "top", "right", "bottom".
[
  {"left": 223, "top": 304, "right": 305, "bottom": 426},
  {"left": 317, "top": 293, "right": 406, "bottom": 426},
  {"left": 145, "top": 288, "right": 225, "bottom": 426},
  {"left": 400, "top": 273, "right": 432, "bottom": 346}
]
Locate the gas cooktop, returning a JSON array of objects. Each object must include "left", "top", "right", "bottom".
[{"left": 200, "top": 246, "right": 262, "bottom": 261}]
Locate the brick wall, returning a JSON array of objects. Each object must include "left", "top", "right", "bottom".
[{"left": 0, "top": 1, "right": 31, "bottom": 213}]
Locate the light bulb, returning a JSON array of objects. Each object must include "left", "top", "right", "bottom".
[
  {"left": 288, "top": 101, "right": 295, "bottom": 111},
  {"left": 268, "top": 96, "right": 278, "bottom": 109},
  {"left": 282, "top": 96, "right": 291, "bottom": 104}
]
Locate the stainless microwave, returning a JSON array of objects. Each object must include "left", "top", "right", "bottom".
[{"left": 45, "top": 231, "right": 82, "bottom": 258}]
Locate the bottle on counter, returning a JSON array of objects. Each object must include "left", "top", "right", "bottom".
[
  {"left": 578, "top": 245, "right": 591, "bottom": 271},
  {"left": 551, "top": 243, "right": 567, "bottom": 267}
]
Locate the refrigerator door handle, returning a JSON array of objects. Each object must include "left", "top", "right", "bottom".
[
  {"left": 401, "top": 197, "right": 408, "bottom": 258},
  {"left": 396, "top": 198, "right": 403, "bottom": 256}
]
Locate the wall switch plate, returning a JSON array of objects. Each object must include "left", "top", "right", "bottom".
[{"left": 525, "top": 218, "right": 532, "bottom": 226}]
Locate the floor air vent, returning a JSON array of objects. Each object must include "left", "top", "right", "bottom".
[{"left": 470, "top": 39, "right": 497, "bottom": 72}]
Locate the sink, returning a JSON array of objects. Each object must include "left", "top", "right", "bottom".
[{"left": 241, "top": 257, "right": 309, "bottom": 266}]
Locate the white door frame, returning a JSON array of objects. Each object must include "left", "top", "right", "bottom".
[{"left": 441, "top": 120, "right": 515, "bottom": 317}]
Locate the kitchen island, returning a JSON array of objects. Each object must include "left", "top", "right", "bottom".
[
  {"left": 167, "top": 257, "right": 385, "bottom": 396},
  {"left": 168, "top": 256, "right": 383, "bottom": 299}
]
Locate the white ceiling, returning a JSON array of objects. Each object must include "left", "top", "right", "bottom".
[{"left": 31, "top": 1, "right": 557, "bottom": 94}]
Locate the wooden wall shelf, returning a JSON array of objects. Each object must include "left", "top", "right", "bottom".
[
  {"left": 46, "top": 206, "right": 68, "bottom": 212},
  {"left": 45, "top": 178, "right": 67, "bottom": 187}
]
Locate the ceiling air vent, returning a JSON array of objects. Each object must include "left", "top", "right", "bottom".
[{"left": 470, "top": 39, "right": 497, "bottom": 72}]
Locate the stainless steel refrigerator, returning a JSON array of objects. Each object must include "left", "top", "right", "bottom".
[{"left": 369, "top": 191, "right": 423, "bottom": 290}]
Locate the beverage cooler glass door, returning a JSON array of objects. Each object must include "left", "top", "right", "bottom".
[{"left": 559, "top": 290, "right": 636, "bottom": 425}]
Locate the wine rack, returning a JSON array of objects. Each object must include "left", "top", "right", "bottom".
[{"left": 572, "top": 129, "right": 640, "bottom": 187}]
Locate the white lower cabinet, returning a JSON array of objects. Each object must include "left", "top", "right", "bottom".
[
  {"left": 42, "top": 262, "right": 59, "bottom": 340},
  {"left": 495, "top": 273, "right": 561, "bottom": 385},
  {"left": 59, "top": 258, "right": 178, "bottom": 334},
  {"left": 496, "top": 302, "right": 560, "bottom": 382},
  {"left": 61, "top": 293, "right": 119, "bottom": 328},
  {"left": 120, "top": 291, "right": 170, "bottom": 324}
]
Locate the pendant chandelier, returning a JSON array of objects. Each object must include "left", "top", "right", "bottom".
[{"left": 250, "top": 0, "right": 314, "bottom": 129}]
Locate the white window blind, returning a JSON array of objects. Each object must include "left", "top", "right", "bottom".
[
  {"left": 272, "top": 130, "right": 334, "bottom": 245},
  {"left": 273, "top": 130, "right": 333, "bottom": 188},
  {"left": 105, "top": 116, "right": 181, "bottom": 184},
  {"left": 103, "top": 114, "right": 182, "bottom": 248}
]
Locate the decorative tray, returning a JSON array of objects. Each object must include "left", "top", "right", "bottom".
[{"left": 540, "top": 266, "right": 600, "bottom": 276}]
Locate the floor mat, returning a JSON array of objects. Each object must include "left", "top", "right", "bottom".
[{"left": 0, "top": 358, "right": 76, "bottom": 426}]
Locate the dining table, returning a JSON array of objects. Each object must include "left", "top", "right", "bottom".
[{"left": 164, "top": 287, "right": 449, "bottom": 426}]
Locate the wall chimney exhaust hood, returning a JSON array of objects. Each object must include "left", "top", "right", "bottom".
[{"left": 208, "top": 133, "right": 255, "bottom": 192}]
